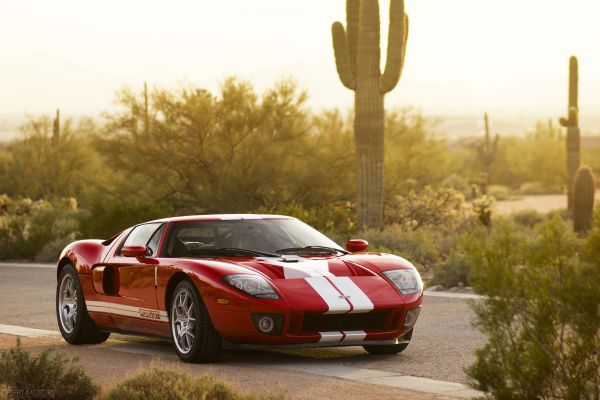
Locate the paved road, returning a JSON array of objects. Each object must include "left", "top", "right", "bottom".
[{"left": 0, "top": 263, "right": 485, "bottom": 385}]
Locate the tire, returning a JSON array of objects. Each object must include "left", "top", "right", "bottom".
[
  {"left": 169, "top": 280, "right": 222, "bottom": 363},
  {"left": 56, "top": 264, "right": 110, "bottom": 344},
  {"left": 363, "top": 328, "right": 413, "bottom": 355}
]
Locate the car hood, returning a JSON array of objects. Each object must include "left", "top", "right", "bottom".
[{"left": 232, "top": 254, "right": 414, "bottom": 311}]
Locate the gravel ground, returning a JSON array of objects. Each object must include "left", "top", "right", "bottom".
[
  {"left": 0, "top": 335, "right": 459, "bottom": 400},
  {"left": 0, "top": 263, "right": 485, "bottom": 384}
]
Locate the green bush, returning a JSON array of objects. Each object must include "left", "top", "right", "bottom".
[
  {"left": 78, "top": 198, "right": 173, "bottom": 239},
  {"left": 0, "top": 198, "right": 80, "bottom": 261},
  {"left": 510, "top": 208, "right": 545, "bottom": 228},
  {"left": 104, "top": 367, "right": 282, "bottom": 400},
  {"left": 465, "top": 216, "right": 600, "bottom": 399},
  {"left": 486, "top": 185, "right": 514, "bottom": 201},
  {"left": 0, "top": 339, "right": 98, "bottom": 400},
  {"left": 254, "top": 202, "right": 355, "bottom": 237},
  {"left": 385, "top": 186, "right": 466, "bottom": 231},
  {"left": 361, "top": 224, "right": 446, "bottom": 270},
  {"left": 518, "top": 181, "right": 562, "bottom": 195}
]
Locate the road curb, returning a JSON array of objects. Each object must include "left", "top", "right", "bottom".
[
  {"left": 0, "top": 262, "right": 55, "bottom": 269},
  {"left": 0, "top": 324, "right": 60, "bottom": 338}
]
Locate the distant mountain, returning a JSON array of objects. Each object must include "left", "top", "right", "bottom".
[{"left": 428, "top": 114, "right": 600, "bottom": 139}]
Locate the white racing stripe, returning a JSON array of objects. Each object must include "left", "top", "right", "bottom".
[
  {"left": 319, "top": 330, "right": 367, "bottom": 344},
  {"left": 305, "top": 277, "right": 351, "bottom": 314},
  {"left": 318, "top": 331, "right": 344, "bottom": 343},
  {"left": 329, "top": 277, "right": 374, "bottom": 313},
  {"left": 86, "top": 300, "right": 168, "bottom": 322},
  {"left": 259, "top": 257, "right": 333, "bottom": 279},
  {"left": 341, "top": 330, "right": 367, "bottom": 343}
]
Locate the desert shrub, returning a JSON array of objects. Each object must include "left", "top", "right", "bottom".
[
  {"left": 385, "top": 186, "right": 466, "bottom": 230},
  {"left": 518, "top": 181, "right": 562, "bottom": 195},
  {"left": 472, "top": 195, "right": 495, "bottom": 227},
  {"left": 465, "top": 216, "right": 600, "bottom": 399},
  {"left": 428, "top": 221, "right": 490, "bottom": 287},
  {"left": 254, "top": 202, "right": 355, "bottom": 237},
  {"left": 441, "top": 173, "right": 472, "bottom": 198},
  {"left": 429, "top": 251, "right": 469, "bottom": 288},
  {"left": 361, "top": 224, "right": 445, "bottom": 269},
  {"left": 491, "top": 122, "right": 565, "bottom": 190},
  {"left": 486, "top": 185, "right": 514, "bottom": 201},
  {"left": 0, "top": 339, "right": 98, "bottom": 400},
  {"left": 385, "top": 108, "right": 451, "bottom": 191},
  {"left": 510, "top": 208, "right": 545, "bottom": 228},
  {"left": 0, "top": 116, "right": 103, "bottom": 200},
  {"left": 104, "top": 367, "right": 282, "bottom": 400},
  {"left": 78, "top": 197, "right": 173, "bottom": 239},
  {"left": 0, "top": 197, "right": 80, "bottom": 261}
]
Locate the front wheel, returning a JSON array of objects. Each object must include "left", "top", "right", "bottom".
[
  {"left": 363, "top": 329, "right": 413, "bottom": 355},
  {"left": 56, "top": 264, "right": 110, "bottom": 344},
  {"left": 169, "top": 280, "right": 222, "bottom": 363}
]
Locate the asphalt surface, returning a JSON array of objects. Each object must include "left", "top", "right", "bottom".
[{"left": 0, "top": 263, "right": 485, "bottom": 384}]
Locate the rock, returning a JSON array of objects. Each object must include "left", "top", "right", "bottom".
[{"left": 426, "top": 284, "right": 446, "bottom": 292}]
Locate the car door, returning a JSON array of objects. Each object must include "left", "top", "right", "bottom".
[{"left": 93, "top": 223, "right": 165, "bottom": 318}]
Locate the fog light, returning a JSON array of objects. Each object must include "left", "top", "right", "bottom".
[
  {"left": 403, "top": 307, "right": 421, "bottom": 329},
  {"left": 258, "top": 316, "right": 275, "bottom": 333},
  {"left": 251, "top": 313, "right": 284, "bottom": 336}
]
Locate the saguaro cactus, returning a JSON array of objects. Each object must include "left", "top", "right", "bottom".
[
  {"left": 559, "top": 56, "right": 580, "bottom": 210},
  {"left": 572, "top": 165, "right": 595, "bottom": 234},
  {"left": 476, "top": 112, "right": 499, "bottom": 190},
  {"left": 332, "top": 0, "right": 409, "bottom": 228},
  {"left": 52, "top": 108, "right": 60, "bottom": 144}
]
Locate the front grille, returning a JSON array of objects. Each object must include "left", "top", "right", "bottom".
[{"left": 300, "top": 311, "right": 389, "bottom": 332}]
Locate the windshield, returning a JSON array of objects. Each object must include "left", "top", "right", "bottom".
[{"left": 164, "top": 219, "right": 344, "bottom": 258}]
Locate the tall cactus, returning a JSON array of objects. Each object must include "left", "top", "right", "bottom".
[
  {"left": 559, "top": 56, "right": 580, "bottom": 210},
  {"left": 332, "top": 0, "right": 409, "bottom": 228},
  {"left": 476, "top": 112, "right": 499, "bottom": 189},
  {"left": 572, "top": 165, "right": 595, "bottom": 234},
  {"left": 52, "top": 108, "right": 60, "bottom": 144}
]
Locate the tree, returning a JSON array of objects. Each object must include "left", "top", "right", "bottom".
[
  {"left": 99, "top": 78, "right": 318, "bottom": 213},
  {"left": 0, "top": 116, "right": 102, "bottom": 201},
  {"left": 466, "top": 216, "right": 600, "bottom": 399}
]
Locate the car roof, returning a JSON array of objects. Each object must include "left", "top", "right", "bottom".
[{"left": 147, "top": 214, "right": 295, "bottom": 224}]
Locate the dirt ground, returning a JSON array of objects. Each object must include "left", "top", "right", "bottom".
[
  {"left": 0, "top": 334, "right": 460, "bottom": 400},
  {"left": 495, "top": 193, "right": 600, "bottom": 214}
]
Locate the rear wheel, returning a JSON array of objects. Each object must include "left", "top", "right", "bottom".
[
  {"left": 56, "top": 264, "right": 110, "bottom": 344},
  {"left": 169, "top": 280, "right": 222, "bottom": 363},
  {"left": 363, "top": 328, "right": 413, "bottom": 355}
]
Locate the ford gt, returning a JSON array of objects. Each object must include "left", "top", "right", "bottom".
[{"left": 55, "top": 214, "right": 423, "bottom": 363}]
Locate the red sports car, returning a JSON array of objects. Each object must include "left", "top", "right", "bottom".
[{"left": 56, "top": 214, "right": 423, "bottom": 362}]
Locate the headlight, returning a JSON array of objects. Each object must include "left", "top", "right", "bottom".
[
  {"left": 223, "top": 274, "right": 279, "bottom": 299},
  {"left": 382, "top": 268, "right": 423, "bottom": 295}
]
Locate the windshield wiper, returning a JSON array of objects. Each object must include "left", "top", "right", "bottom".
[
  {"left": 188, "top": 247, "right": 281, "bottom": 258},
  {"left": 275, "top": 246, "right": 349, "bottom": 255}
]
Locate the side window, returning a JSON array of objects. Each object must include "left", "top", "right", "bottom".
[
  {"left": 121, "top": 223, "right": 162, "bottom": 256},
  {"left": 146, "top": 224, "right": 165, "bottom": 256}
]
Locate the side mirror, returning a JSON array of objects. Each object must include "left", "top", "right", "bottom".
[
  {"left": 346, "top": 239, "right": 368, "bottom": 253},
  {"left": 122, "top": 245, "right": 148, "bottom": 262}
]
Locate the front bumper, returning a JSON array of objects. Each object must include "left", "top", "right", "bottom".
[{"left": 209, "top": 297, "right": 422, "bottom": 346}]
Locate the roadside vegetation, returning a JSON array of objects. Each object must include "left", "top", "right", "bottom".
[
  {"left": 466, "top": 215, "right": 600, "bottom": 399},
  {"left": 0, "top": 342, "right": 282, "bottom": 400},
  {"left": 1, "top": 79, "right": 598, "bottom": 266},
  {"left": 104, "top": 366, "right": 283, "bottom": 400},
  {"left": 0, "top": 338, "right": 98, "bottom": 400}
]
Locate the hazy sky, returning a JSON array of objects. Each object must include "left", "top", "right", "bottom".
[{"left": 1, "top": 0, "right": 599, "bottom": 117}]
